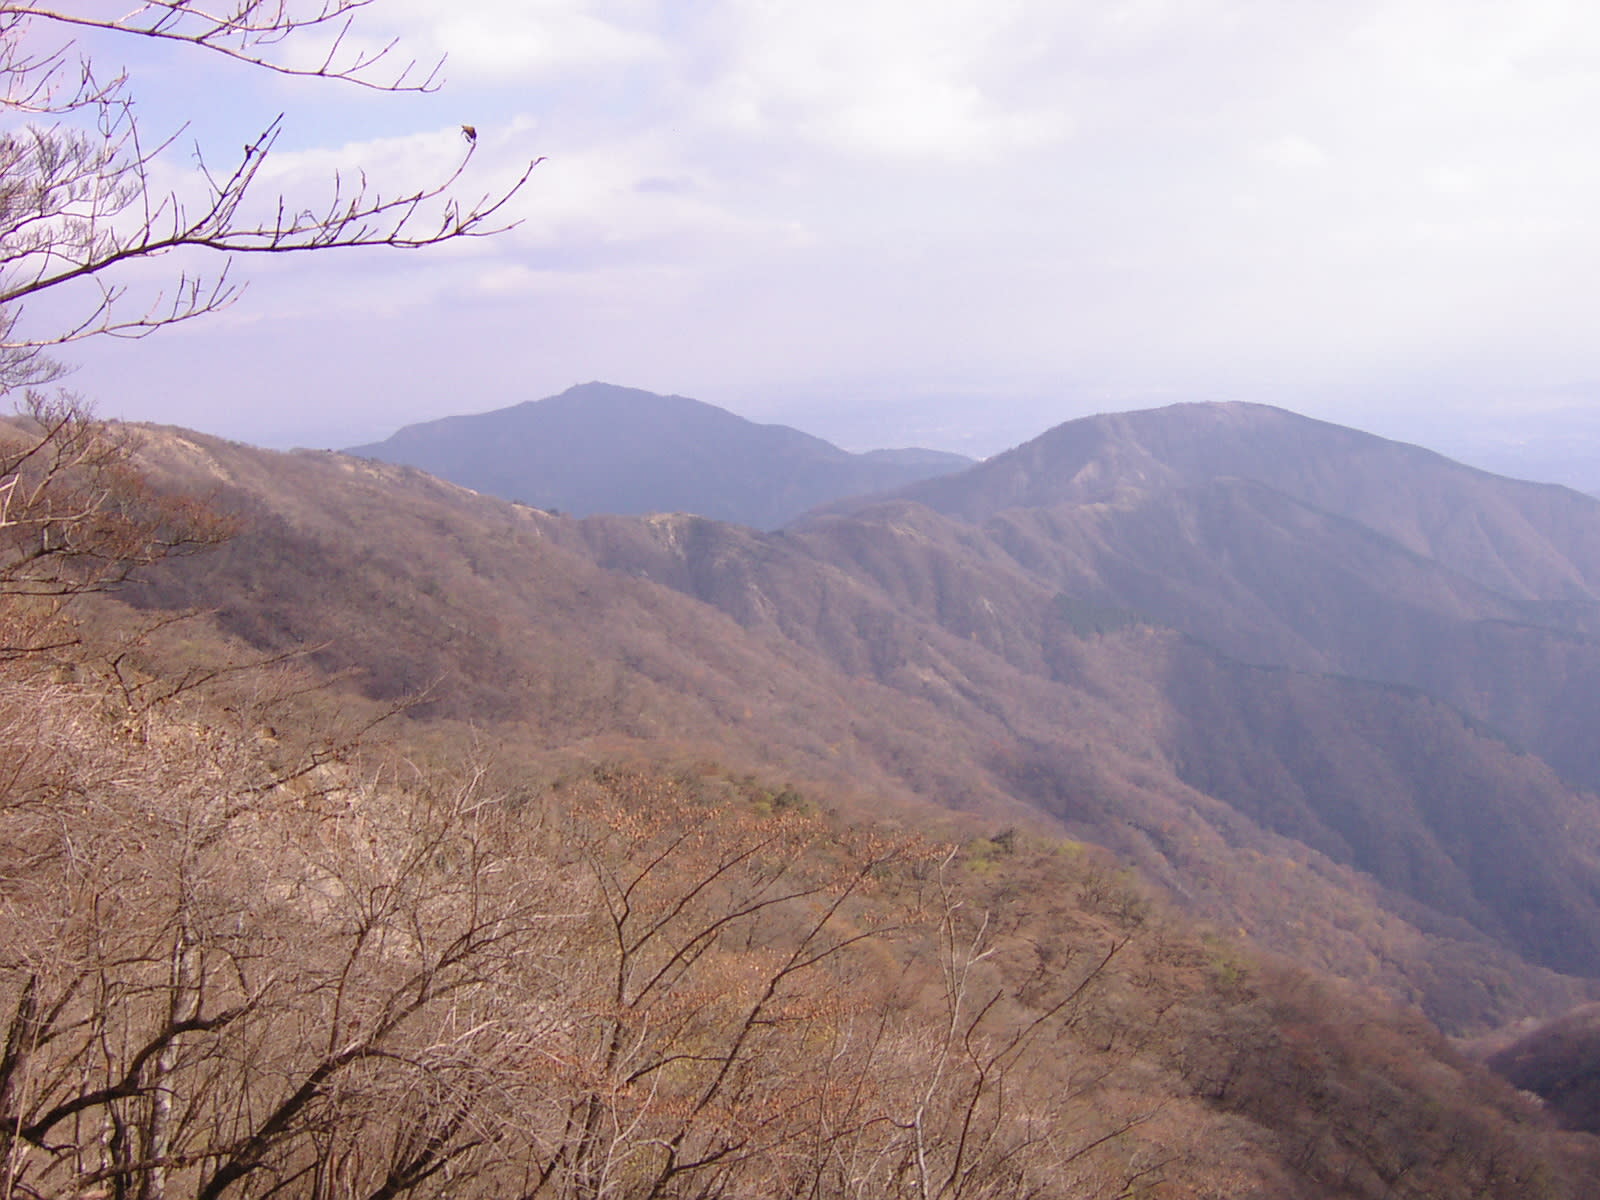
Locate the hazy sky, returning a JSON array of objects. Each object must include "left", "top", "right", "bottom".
[{"left": 29, "top": 1, "right": 1600, "bottom": 475}]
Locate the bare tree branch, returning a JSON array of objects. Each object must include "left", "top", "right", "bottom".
[{"left": 0, "top": 2, "right": 541, "bottom": 394}]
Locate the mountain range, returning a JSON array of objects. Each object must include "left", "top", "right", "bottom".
[
  {"left": 124, "top": 389, "right": 1600, "bottom": 1045},
  {"left": 345, "top": 380, "right": 974, "bottom": 528},
  {"left": 21, "top": 384, "right": 1600, "bottom": 1199}
]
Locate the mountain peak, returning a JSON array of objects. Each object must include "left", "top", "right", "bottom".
[
  {"left": 345, "top": 383, "right": 973, "bottom": 529},
  {"left": 893, "top": 400, "right": 1402, "bottom": 517}
]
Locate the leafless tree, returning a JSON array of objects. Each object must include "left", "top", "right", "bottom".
[
  {"left": 0, "top": 3, "right": 530, "bottom": 638},
  {"left": 518, "top": 768, "right": 931, "bottom": 1200},
  {"left": 0, "top": 0, "right": 542, "bottom": 392},
  {"left": 0, "top": 394, "right": 232, "bottom": 599},
  {"left": 0, "top": 672, "right": 565, "bottom": 1200}
]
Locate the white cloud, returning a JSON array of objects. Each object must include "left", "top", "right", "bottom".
[
  {"left": 703, "top": 0, "right": 1074, "bottom": 160},
  {"left": 1257, "top": 135, "right": 1329, "bottom": 171},
  {"left": 284, "top": 0, "right": 668, "bottom": 84},
  {"left": 426, "top": 3, "right": 667, "bottom": 81}
]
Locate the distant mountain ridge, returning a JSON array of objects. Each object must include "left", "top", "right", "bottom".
[
  {"left": 883, "top": 401, "right": 1600, "bottom": 612},
  {"left": 345, "top": 382, "right": 974, "bottom": 529}
]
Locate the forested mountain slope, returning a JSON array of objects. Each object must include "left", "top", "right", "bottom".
[
  {"left": 841, "top": 402, "right": 1600, "bottom": 796},
  {"left": 124, "top": 406, "right": 1600, "bottom": 1034},
  {"left": 10, "top": 403, "right": 1600, "bottom": 1197},
  {"left": 887, "top": 401, "right": 1600, "bottom": 618}
]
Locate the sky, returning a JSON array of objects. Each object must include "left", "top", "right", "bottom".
[{"left": 19, "top": 1, "right": 1600, "bottom": 481}]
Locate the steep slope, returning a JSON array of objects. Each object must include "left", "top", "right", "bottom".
[
  {"left": 345, "top": 381, "right": 972, "bottom": 529},
  {"left": 886, "top": 400, "right": 1600, "bottom": 625},
  {"left": 122, "top": 420, "right": 1600, "bottom": 1031},
  {"left": 1487, "top": 1005, "right": 1600, "bottom": 1133},
  {"left": 555, "top": 502, "right": 1600, "bottom": 1023},
  {"left": 18, "top": 409, "right": 1600, "bottom": 1200},
  {"left": 8, "top": 616, "right": 1594, "bottom": 1198},
  {"left": 846, "top": 403, "right": 1600, "bottom": 794}
]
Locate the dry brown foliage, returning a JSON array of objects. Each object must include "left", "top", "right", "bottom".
[
  {"left": 1, "top": 418, "right": 1597, "bottom": 1199},
  {"left": 0, "top": 396, "right": 234, "bottom": 661}
]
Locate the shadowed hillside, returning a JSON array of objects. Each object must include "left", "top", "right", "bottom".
[
  {"left": 1488, "top": 1005, "right": 1600, "bottom": 1133},
  {"left": 848, "top": 403, "right": 1600, "bottom": 796}
]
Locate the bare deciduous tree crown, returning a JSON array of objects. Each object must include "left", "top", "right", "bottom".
[{"left": 0, "top": 0, "right": 541, "bottom": 395}]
